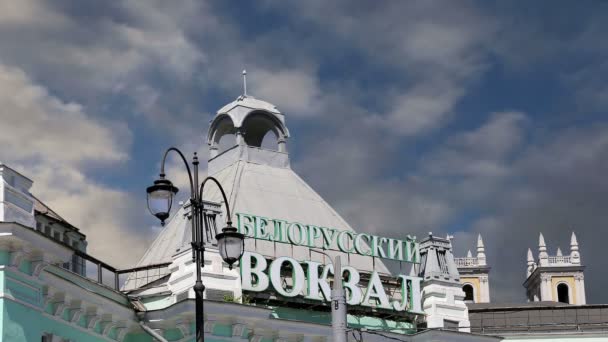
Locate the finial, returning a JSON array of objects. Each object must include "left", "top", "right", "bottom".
[
  {"left": 428, "top": 232, "right": 433, "bottom": 237},
  {"left": 556, "top": 247, "right": 563, "bottom": 257},
  {"left": 527, "top": 248, "right": 534, "bottom": 262},
  {"left": 539, "top": 233, "right": 546, "bottom": 248},
  {"left": 538, "top": 233, "right": 548, "bottom": 265},
  {"left": 242, "top": 69, "right": 247, "bottom": 96},
  {"left": 467, "top": 250, "right": 472, "bottom": 258},
  {"left": 570, "top": 231, "right": 581, "bottom": 264},
  {"left": 527, "top": 248, "right": 535, "bottom": 277},
  {"left": 570, "top": 232, "right": 578, "bottom": 249},
  {"left": 477, "top": 233, "right": 487, "bottom": 265}
]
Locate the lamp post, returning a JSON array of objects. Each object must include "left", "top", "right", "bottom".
[
  {"left": 146, "top": 147, "right": 245, "bottom": 342},
  {"left": 310, "top": 249, "right": 347, "bottom": 342}
]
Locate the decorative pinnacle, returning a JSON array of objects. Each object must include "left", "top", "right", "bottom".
[
  {"left": 556, "top": 247, "right": 563, "bottom": 256},
  {"left": 539, "top": 233, "right": 546, "bottom": 249},
  {"left": 242, "top": 69, "right": 247, "bottom": 96},
  {"left": 571, "top": 232, "right": 579, "bottom": 250},
  {"left": 477, "top": 234, "right": 484, "bottom": 248},
  {"left": 527, "top": 248, "right": 534, "bottom": 262},
  {"left": 467, "top": 250, "right": 472, "bottom": 258}
]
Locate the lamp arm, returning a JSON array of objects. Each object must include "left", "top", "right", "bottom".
[
  {"left": 199, "top": 177, "right": 232, "bottom": 226},
  {"left": 160, "top": 147, "right": 196, "bottom": 198}
]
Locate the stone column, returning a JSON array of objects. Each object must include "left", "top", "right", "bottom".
[
  {"left": 540, "top": 274, "right": 552, "bottom": 301},
  {"left": 575, "top": 273, "right": 586, "bottom": 304}
]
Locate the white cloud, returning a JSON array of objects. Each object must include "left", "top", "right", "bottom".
[
  {"left": 0, "top": 0, "right": 67, "bottom": 27},
  {"left": 382, "top": 80, "right": 465, "bottom": 136},
  {"left": 0, "top": 64, "right": 129, "bottom": 164},
  {"left": 250, "top": 69, "right": 322, "bottom": 117},
  {"left": 0, "top": 63, "right": 148, "bottom": 267}
]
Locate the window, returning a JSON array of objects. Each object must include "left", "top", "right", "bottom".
[
  {"left": 53, "top": 231, "right": 61, "bottom": 240},
  {"left": 557, "top": 283, "right": 570, "bottom": 303},
  {"left": 463, "top": 284, "right": 475, "bottom": 302},
  {"left": 36, "top": 222, "right": 42, "bottom": 231},
  {"left": 44, "top": 225, "right": 51, "bottom": 235}
]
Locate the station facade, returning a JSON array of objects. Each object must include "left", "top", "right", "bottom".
[{"left": 0, "top": 93, "right": 604, "bottom": 341}]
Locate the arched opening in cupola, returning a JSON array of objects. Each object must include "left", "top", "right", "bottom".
[
  {"left": 209, "top": 115, "right": 237, "bottom": 156},
  {"left": 218, "top": 133, "right": 236, "bottom": 153},
  {"left": 241, "top": 111, "right": 285, "bottom": 151},
  {"left": 261, "top": 130, "right": 278, "bottom": 151}
]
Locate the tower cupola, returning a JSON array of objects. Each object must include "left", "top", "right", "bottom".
[
  {"left": 207, "top": 75, "right": 291, "bottom": 174},
  {"left": 524, "top": 232, "right": 586, "bottom": 304}
]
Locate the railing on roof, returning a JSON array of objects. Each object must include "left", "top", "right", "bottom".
[
  {"left": 60, "top": 249, "right": 171, "bottom": 292},
  {"left": 548, "top": 255, "right": 571, "bottom": 265},
  {"left": 455, "top": 257, "right": 479, "bottom": 267}
]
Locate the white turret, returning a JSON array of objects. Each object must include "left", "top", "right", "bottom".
[
  {"left": 538, "top": 233, "right": 548, "bottom": 266},
  {"left": 525, "top": 232, "right": 586, "bottom": 304},
  {"left": 570, "top": 232, "right": 580, "bottom": 265},
  {"left": 476, "top": 234, "right": 486, "bottom": 266},
  {"left": 454, "top": 234, "right": 491, "bottom": 304},
  {"left": 417, "top": 233, "right": 470, "bottom": 331}
]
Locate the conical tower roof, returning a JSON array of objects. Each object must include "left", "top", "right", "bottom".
[{"left": 136, "top": 94, "right": 393, "bottom": 275}]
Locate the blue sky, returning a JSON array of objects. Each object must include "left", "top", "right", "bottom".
[{"left": 0, "top": 0, "right": 607, "bottom": 303}]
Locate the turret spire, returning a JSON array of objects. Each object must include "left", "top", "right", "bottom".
[
  {"left": 242, "top": 69, "right": 248, "bottom": 96},
  {"left": 526, "top": 248, "right": 535, "bottom": 277},
  {"left": 538, "top": 233, "right": 548, "bottom": 266},
  {"left": 570, "top": 232, "right": 579, "bottom": 250},
  {"left": 477, "top": 234, "right": 486, "bottom": 266},
  {"left": 570, "top": 231, "right": 580, "bottom": 265}
]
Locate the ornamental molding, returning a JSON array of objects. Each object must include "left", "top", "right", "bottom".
[
  {"left": 71, "top": 308, "right": 84, "bottom": 323},
  {"left": 87, "top": 315, "right": 102, "bottom": 330}
]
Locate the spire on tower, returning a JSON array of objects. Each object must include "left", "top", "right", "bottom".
[
  {"left": 570, "top": 231, "right": 581, "bottom": 265},
  {"left": 539, "top": 233, "right": 546, "bottom": 249},
  {"left": 538, "top": 233, "right": 549, "bottom": 266},
  {"left": 477, "top": 234, "right": 485, "bottom": 248},
  {"left": 242, "top": 69, "right": 248, "bottom": 96},
  {"left": 526, "top": 248, "right": 536, "bottom": 277},
  {"left": 571, "top": 232, "right": 579, "bottom": 250},
  {"left": 477, "top": 234, "right": 486, "bottom": 266}
]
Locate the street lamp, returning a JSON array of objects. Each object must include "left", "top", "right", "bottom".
[{"left": 146, "top": 147, "right": 245, "bottom": 342}]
